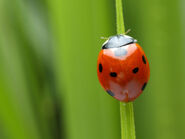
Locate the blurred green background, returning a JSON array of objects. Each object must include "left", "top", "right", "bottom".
[{"left": 0, "top": 0, "right": 185, "bottom": 139}]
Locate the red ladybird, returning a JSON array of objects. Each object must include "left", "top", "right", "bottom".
[{"left": 97, "top": 34, "right": 150, "bottom": 102}]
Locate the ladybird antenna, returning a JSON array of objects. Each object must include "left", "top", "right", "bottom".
[
  {"left": 100, "top": 36, "right": 109, "bottom": 40},
  {"left": 125, "top": 29, "right": 131, "bottom": 35}
]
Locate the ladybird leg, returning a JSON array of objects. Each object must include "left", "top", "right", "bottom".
[
  {"left": 124, "top": 29, "right": 131, "bottom": 35},
  {"left": 100, "top": 36, "right": 109, "bottom": 40}
]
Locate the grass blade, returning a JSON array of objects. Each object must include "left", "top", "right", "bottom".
[{"left": 115, "top": 0, "right": 136, "bottom": 139}]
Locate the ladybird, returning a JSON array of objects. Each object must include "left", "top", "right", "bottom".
[{"left": 97, "top": 34, "right": 150, "bottom": 102}]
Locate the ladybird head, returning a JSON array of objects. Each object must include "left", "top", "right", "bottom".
[{"left": 102, "top": 35, "right": 137, "bottom": 49}]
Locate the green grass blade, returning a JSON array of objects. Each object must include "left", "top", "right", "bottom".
[
  {"left": 116, "top": 0, "right": 125, "bottom": 34},
  {"left": 120, "top": 102, "right": 135, "bottom": 139},
  {"left": 0, "top": 0, "right": 60, "bottom": 138},
  {"left": 115, "top": 0, "right": 136, "bottom": 139},
  {"left": 123, "top": 0, "right": 185, "bottom": 139},
  {"left": 47, "top": 0, "right": 120, "bottom": 139}
]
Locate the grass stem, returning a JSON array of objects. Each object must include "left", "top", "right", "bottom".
[
  {"left": 115, "top": 0, "right": 136, "bottom": 139},
  {"left": 115, "top": 0, "right": 125, "bottom": 34},
  {"left": 120, "top": 102, "right": 136, "bottom": 139}
]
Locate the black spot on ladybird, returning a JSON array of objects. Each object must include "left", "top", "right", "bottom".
[
  {"left": 106, "top": 90, "right": 115, "bottom": 96},
  {"left": 110, "top": 72, "right": 117, "bottom": 77},
  {"left": 132, "top": 67, "right": 139, "bottom": 74},
  {"left": 114, "top": 47, "right": 127, "bottom": 57},
  {"left": 141, "top": 82, "right": 147, "bottom": 91},
  {"left": 142, "top": 55, "right": 146, "bottom": 64},
  {"left": 99, "top": 63, "right": 103, "bottom": 72}
]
